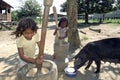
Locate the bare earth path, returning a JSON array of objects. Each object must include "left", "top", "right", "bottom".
[{"left": 0, "top": 23, "right": 120, "bottom": 80}]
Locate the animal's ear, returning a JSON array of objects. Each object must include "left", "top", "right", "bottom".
[{"left": 74, "top": 58, "right": 82, "bottom": 66}]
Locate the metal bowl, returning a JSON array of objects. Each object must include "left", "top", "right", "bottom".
[{"left": 64, "top": 67, "right": 77, "bottom": 78}]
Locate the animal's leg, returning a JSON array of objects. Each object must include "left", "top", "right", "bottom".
[
  {"left": 94, "top": 60, "right": 101, "bottom": 73},
  {"left": 85, "top": 59, "right": 93, "bottom": 70}
]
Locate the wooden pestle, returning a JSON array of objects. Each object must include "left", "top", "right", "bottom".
[
  {"left": 53, "top": 6, "right": 62, "bottom": 46},
  {"left": 37, "top": 0, "right": 53, "bottom": 73},
  {"left": 53, "top": 6, "right": 59, "bottom": 35}
]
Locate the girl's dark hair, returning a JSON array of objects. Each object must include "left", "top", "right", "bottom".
[
  {"left": 58, "top": 17, "right": 68, "bottom": 27},
  {"left": 12, "top": 17, "right": 38, "bottom": 38}
]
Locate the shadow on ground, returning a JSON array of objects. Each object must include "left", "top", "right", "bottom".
[
  {"left": 58, "top": 62, "right": 120, "bottom": 80},
  {"left": 0, "top": 53, "right": 19, "bottom": 80},
  {"left": 0, "top": 53, "right": 120, "bottom": 80}
]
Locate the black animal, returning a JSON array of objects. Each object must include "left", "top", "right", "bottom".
[{"left": 74, "top": 38, "right": 120, "bottom": 73}]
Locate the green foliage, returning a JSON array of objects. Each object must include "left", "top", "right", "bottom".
[
  {"left": 60, "top": 0, "right": 118, "bottom": 14},
  {"left": 17, "top": 0, "right": 42, "bottom": 19},
  {"left": 116, "top": 0, "right": 120, "bottom": 9},
  {"left": 78, "top": 19, "right": 120, "bottom": 25},
  {"left": 104, "top": 19, "right": 120, "bottom": 24},
  {"left": 61, "top": 0, "right": 118, "bottom": 24},
  {"left": 11, "top": 11, "right": 19, "bottom": 21},
  {"left": 34, "top": 17, "right": 42, "bottom": 24},
  {"left": 60, "top": 2, "right": 67, "bottom": 12}
]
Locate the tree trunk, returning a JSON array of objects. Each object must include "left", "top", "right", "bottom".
[
  {"left": 85, "top": 0, "right": 89, "bottom": 23},
  {"left": 67, "top": 0, "right": 81, "bottom": 52},
  {"left": 85, "top": 12, "right": 89, "bottom": 23}
]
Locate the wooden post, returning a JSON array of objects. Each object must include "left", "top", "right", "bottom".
[
  {"left": 37, "top": 0, "right": 53, "bottom": 72},
  {"left": 53, "top": 6, "right": 62, "bottom": 46}
]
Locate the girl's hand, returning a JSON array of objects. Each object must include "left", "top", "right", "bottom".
[
  {"left": 58, "top": 36, "right": 63, "bottom": 39},
  {"left": 56, "top": 28, "right": 58, "bottom": 30},
  {"left": 35, "top": 57, "right": 43, "bottom": 65},
  {"left": 59, "top": 36, "right": 65, "bottom": 39},
  {"left": 53, "top": 28, "right": 58, "bottom": 35}
]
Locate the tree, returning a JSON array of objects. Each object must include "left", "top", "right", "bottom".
[
  {"left": 116, "top": 0, "right": 120, "bottom": 9},
  {"left": 11, "top": 10, "right": 19, "bottom": 21},
  {"left": 60, "top": 2, "right": 67, "bottom": 12},
  {"left": 17, "top": 0, "right": 42, "bottom": 19},
  {"left": 61, "top": 0, "right": 118, "bottom": 23},
  {"left": 67, "top": 0, "right": 81, "bottom": 52}
]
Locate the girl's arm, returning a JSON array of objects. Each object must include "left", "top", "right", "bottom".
[
  {"left": 18, "top": 47, "right": 36, "bottom": 64},
  {"left": 53, "top": 28, "right": 58, "bottom": 35}
]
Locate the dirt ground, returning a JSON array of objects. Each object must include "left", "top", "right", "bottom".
[{"left": 0, "top": 23, "right": 120, "bottom": 80}]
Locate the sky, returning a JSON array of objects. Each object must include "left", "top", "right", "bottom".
[{"left": 3, "top": 0, "right": 66, "bottom": 14}]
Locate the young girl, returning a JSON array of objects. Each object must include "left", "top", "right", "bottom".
[
  {"left": 53, "top": 17, "right": 69, "bottom": 59},
  {"left": 53, "top": 17, "right": 69, "bottom": 44},
  {"left": 12, "top": 17, "right": 43, "bottom": 69}
]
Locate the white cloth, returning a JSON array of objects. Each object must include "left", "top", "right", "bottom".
[
  {"left": 55, "top": 27, "right": 68, "bottom": 44},
  {"left": 58, "top": 27, "right": 68, "bottom": 37}
]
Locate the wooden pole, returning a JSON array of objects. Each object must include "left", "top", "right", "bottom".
[
  {"left": 53, "top": 6, "right": 62, "bottom": 46},
  {"left": 53, "top": 7, "right": 58, "bottom": 29},
  {"left": 37, "top": 0, "right": 53, "bottom": 72}
]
